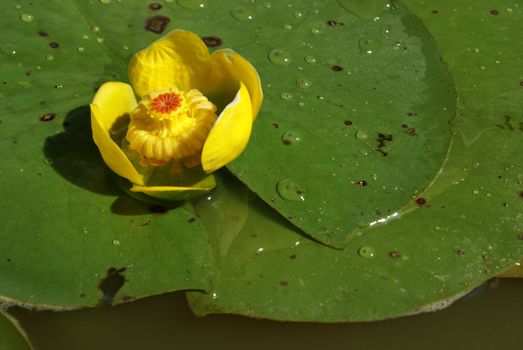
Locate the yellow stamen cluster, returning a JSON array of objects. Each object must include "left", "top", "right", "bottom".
[{"left": 126, "top": 88, "right": 217, "bottom": 170}]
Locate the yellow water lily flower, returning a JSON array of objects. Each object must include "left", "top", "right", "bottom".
[{"left": 90, "top": 29, "right": 263, "bottom": 201}]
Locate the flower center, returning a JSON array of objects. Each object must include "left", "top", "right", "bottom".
[
  {"left": 151, "top": 92, "right": 183, "bottom": 114},
  {"left": 126, "top": 88, "right": 217, "bottom": 170}
]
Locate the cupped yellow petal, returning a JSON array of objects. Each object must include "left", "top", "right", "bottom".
[
  {"left": 200, "top": 49, "right": 263, "bottom": 119},
  {"left": 129, "top": 29, "right": 210, "bottom": 98},
  {"left": 201, "top": 82, "right": 253, "bottom": 173},
  {"left": 91, "top": 82, "right": 145, "bottom": 186},
  {"left": 131, "top": 174, "right": 216, "bottom": 201}
]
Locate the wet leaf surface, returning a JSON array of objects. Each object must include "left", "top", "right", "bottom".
[{"left": 0, "top": 0, "right": 521, "bottom": 321}]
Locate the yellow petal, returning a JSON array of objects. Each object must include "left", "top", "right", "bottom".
[
  {"left": 129, "top": 29, "right": 210, "bottom": 98},
  {"left": 91, "top": 82, "right": 145, "bottom": 186},
  {"left": 201, "top": 49, "right": 263, "bottom": 119},
  {"left": 201, "top": 82, "right": 253, "bottom": 173},
  {"left": 131, "top": 174, "right": 216, "bottom": 201}
]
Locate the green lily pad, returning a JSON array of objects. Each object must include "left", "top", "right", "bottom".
[
  {"left": 0, "top": 0, "right": 521, "bottom": 322},
  {"left": 187, "top": 0, "right": 523, "bottom": 321},
  {"left": 0, "top": 310, "right": 32, "bottom": 350},
  {"left": 225, "top": 0, "right": 456, "bottom": 248}
]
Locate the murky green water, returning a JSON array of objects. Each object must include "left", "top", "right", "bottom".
[{"left": 10, "top": 278, "right": 523, "bottom": 349}]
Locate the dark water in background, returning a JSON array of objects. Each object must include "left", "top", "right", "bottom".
[{"left": 10, "top": 278, "right": 523, "bottom": 350}]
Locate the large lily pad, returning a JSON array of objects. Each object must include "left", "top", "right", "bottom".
[
  {"left": 226, "top": 0, "right": 456, "bottom": 248},
  {"left": 186, "top": 0, "right": 523, "bottom": 321},
  {"left": 0, "top": 2, "right": 216, "bottom": 308},
  {"left": 0, "top": 310, "right": 32, "bottom": 350}
]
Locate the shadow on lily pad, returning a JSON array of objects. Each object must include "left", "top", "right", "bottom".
[
  {"left": 43, "top": 105, "right": 180, "bottom": 216},
  {"left": 44, "top": 106, "right": 120, "bottom": 196}
]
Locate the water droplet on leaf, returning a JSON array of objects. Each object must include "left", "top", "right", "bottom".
[
  {"left": 355, "top": 130, "right": 368, "bottom": 140},
  {"left": 230, "top": 7, "right": 254, "bottom": 21},
  {"left": 296, "top": 78, "right": 311, "bottom": 89},
  {"left": 358, "top": 246, "right": 376, "bottom": 258},
  {"left": 20, "top": 14, "right": 34, "bottom": 22},
  {"left": 359, "top": 38, "right": 380, "bottom": 54},
  {"left": 268, "top": 49, "right": 292, "bottom": 65},
  {"left": 304, "top": 55, "right": 316, "bottom": 64},
  {"left": 281, "top": 130, "right": 303, "bottom": 145},
  {"left": 280, "top": 92, "right": 293, "bottom": 100},
  {"left": 177, "top": 0, "right": 207, "bottom": 9},
  {"left": 277, "top": 179, "right": 306, "bottom": 201}
]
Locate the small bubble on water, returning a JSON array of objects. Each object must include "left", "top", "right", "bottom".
[
  {"left": 99, "top": 0, "right": 112, "bottom": 4},
  {"left": 112, "top": 239, "right": 121, "bottom": 246},
  {"left": 277, "top": 179, "right": 306, "bottom": 201}
]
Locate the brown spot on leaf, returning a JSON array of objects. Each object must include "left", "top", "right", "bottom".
[
  {"left": 389, "top": 251, "right": 401, "bottom": 259},
  {"left": 356, "top": 180, "right": 368, "bottom": 187},
  {"left": 415, "top": 197, "right": 427, "bottom": 206},
  {"left": 40, "top": 113, "right": 56, "bottom": 122},
  {"left": 202, "top": 36, "right": 223, "bottom": 48},
  {"left": 149, "top": 3, "right": 162, "bottom": 10},
  {"left": 455, "top": 249, "right": 465, "bottom": 256},
  {"left": 145, "top": 15, "right": 170, "bottom": 34}
]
